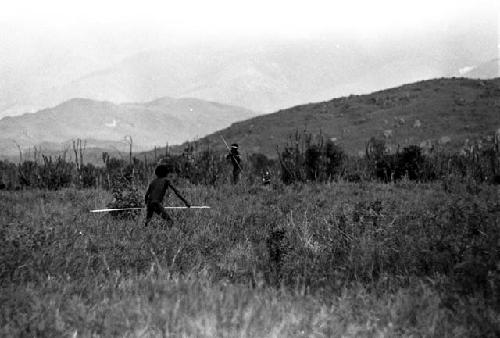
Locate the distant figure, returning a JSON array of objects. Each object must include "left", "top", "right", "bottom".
[
  {"left": 144, "top": 165, "right": 190, "bottom": 227},
  {"left": 262, "top": 169, "right": 271, "bottom": 185},
  {"left": 226, "top": 143, "right": 242, "bottom": 184}
]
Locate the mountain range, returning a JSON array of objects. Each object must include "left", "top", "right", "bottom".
[
  {"left": 2, "top": 77, "right": 499, "bottom": 162},
  {"left": 0, "top": 97, "right": 255, "bottom": 157},
  {"left": 173, "top": 77, "right": 500, "bottom": 157},
  {"left": 1, "top": 37, "right": 498, "bottom": 119}
]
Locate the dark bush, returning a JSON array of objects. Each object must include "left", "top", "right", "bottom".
[
  {"left": 107, "top": 175, "right": 142, "bottom": 219},
  {"left": 279, "top": 132, "right": 346, "bottom": 184},
  {"left": 80, "top": 163, "right": 99, "bottom": 188}
]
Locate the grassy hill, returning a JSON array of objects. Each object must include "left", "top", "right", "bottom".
[
  {"left": 7, "top": 77, "right": 498, "bottom": 164},
  {"left": 0, "top": 97, "right": 255, "bottom": 158},
  {"left": 169, "top": 77, "right": 500, "bottom": 157}
]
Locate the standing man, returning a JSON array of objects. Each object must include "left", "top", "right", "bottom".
[
  {"left": 226, "top": 143, "right": 242, "bottom": 184},
  {"left": 262, "top": 169, "right": 271, "bottom": 185}
]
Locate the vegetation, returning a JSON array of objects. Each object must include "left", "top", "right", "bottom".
[
  {"left": 1, "top": 179, "right": 499, "bottom": 336},
  {"left": 182, "top": 78, "right": 500, "bottom": 157},
  {"left": 1, "top": 129, "right": 498, "bottom": 191},
  {"left": 0, "top": 107, "right": 499, "bottom": 335}
]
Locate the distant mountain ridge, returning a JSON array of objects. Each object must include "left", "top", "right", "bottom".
[
  {"left": 2, "top": 38, "right": 497, "bottom": 118},
  {"left": 174, "top": 77, "right": 500, "bottom": 157},
  {"left": 0, "top": 97, "right": 255, "bottom": 157}
]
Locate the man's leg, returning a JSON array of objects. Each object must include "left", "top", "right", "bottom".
[
  {"left": 153, "top": 203, "right": 174, "bottom": 228},
  {"left": 144, "top": 205, "right": 154, "bottom": 227},
  {"left": 233, "top": 168, "right": 241, "bottom": 184},
  {"left": 159, "top": 209, "right": 174, "bottom": 228}
]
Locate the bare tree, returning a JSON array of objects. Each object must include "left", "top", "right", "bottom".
[
  {"left": 124, "top": 135, "right": 133, "bottom": 164},
  {"left": 12, "top": 140, "right": 22, "bottom": 162},
  {"left": 72, "top": 138, "right": 86, "bottom": 186}
]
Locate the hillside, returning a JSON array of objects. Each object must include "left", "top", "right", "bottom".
[
  {"left": 0, "top": 97, "right": 255, "bottom": 157},
  {"left": 174, "top": 78, "right": 500, "bottom": 157}
]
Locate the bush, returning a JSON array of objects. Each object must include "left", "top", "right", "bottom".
[
  {"left": 279, "top": 132, "right": 346, "bottom": 184},
  {"left": 107, "top": 175, "right": 143, "bottom": 219}
]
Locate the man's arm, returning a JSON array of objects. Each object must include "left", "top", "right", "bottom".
[{"left": 168, "top": 181, "right": 191, "bottom": 207}]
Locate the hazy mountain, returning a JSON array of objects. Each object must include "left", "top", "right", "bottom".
[
  {"left": 175, "top": 78, "right": 500, "bottom": 157},
  {"left": 0, "top": 97, "right": 255, "bottom": 156},
  {"left": 2, "top": 34, "right": 496, "bottom": 118}
]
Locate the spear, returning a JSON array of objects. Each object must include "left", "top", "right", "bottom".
[
  {"left": 220, "top": 135, "right": 243, "bottom": 172},
  {"left": 90, "top": 206, "right": 210, "bottom": 213}
]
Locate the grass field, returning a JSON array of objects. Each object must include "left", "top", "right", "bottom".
[{"left": 1, "top": 181, "right": 499, "bottom": 337}]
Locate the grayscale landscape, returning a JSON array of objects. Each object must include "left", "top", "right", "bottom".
[{"left": 1, "top": 0, "right": 499, "bottom": 336}]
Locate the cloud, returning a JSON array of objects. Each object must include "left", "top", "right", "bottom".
[
  {"left": 105, "top": 119, "right": 117, "bottom": 128},
  {"left": 458, "top": 66, "right": 476, "bottom": 75}
]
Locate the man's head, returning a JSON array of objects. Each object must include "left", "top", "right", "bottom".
[
  {"left": 154, "top": 164, "right": 169, "bottom": 178},
  {"left": 230, "top": 143, "right": 239, "bottom": 153}
]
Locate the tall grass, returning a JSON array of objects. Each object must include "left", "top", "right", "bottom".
[{"left": 1, "top": 180, "right": 499, "bottom": 336}]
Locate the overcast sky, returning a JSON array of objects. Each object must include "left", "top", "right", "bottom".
[{"left": 1, "top": 0, "right": 498, "bottom": 50}]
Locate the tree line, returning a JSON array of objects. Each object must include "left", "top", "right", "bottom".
[{"left": 0, "top": 133, "right": 499, "bottom": 191}]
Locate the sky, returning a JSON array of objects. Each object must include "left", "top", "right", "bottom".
[
  {"left": 1, "top": 0, "right": 498, "bottom": 42},
  {"left": 0, "top": 0, "right": 497, "bottom": 68}
]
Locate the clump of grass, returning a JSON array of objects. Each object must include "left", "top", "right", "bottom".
[
  {"left": 2, "top": 270, "right": 492, "bottom": 337},
  {"left": 107, "top": 175, "right": 142, "bottom": 219}
]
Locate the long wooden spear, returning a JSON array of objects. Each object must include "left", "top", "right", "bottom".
[
  {"left": 90, "top": 206, "right": 210, "bottom": 213},
  {"left": 220, "top": 135, "right": 243, "bottom": 172}
]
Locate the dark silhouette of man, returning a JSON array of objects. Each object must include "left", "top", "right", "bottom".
[
  {"left": 144, "top": 164, "right": 190, "bottom": 227},
  {"left": 226, "top": 143, "right": 242, "bottom": 184}
]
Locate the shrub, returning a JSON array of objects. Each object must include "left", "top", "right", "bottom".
[{"left": 107, "top": 175, "right": 142, "bottom": 219}]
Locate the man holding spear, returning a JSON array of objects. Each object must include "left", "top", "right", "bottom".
[
  {"left": 144, "top": 164, "right": 191, "bottom": 227},
  {"left": 222, "top": 137, "right": 243, "bottom": 184},
  {"left": 90, "top": 164, "right": 210, "bottom": 217}
]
